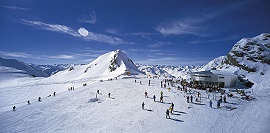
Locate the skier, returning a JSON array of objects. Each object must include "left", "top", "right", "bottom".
[
  {"left": 190, "top": 95, "right": 193, "bottom": 103},
  {"left": 27, "top": 100, "right": 30, "bottom": 105},
  {"left": 187, "top": 96, "right": 190, "bottom": 103},
  {"left": 164, "top": 84, "right": 166, "bottom": 88},
  {"left": 13, "top": 106, "right": 16, "bottom": 111},
  {"left": 53, "top": 91, "right": 56, "bottom": 96},
  {"left": 169, "top": 106, "right": 173, "bottom": 114},
  {"left": 220, "top": 96, "right": 223, "bottom": 103},
  {"left": 148, "top": 80, "right": 151, "bottom": 86},
  {"left": 171, "top": 103, "right": 174, "bottom": 111},
  {"left": 108, "top": 93, "right": 111, "bottom": 98},
  {"left": 97, "top": 90, "right": 100, "bottom": 94},
  {"left": 153, "top": 95, "right": 156, "bottom": 102},
  {"left": 197, "top": 92, "right": 200, "bottom": 98},
  {"left": 160, "top": 91, "right": 163, "bottom": 97},
  {"left": 161, "top": 81, "right": 163, "bottom": 88},
  {"left": 217, "top": 99, "right": 221, "bottom": 108},
  {"left": 166, "top": 109, "right": 170, "bottom": 119},
  {"left": 38, "top": 97, "right": 41, "bottom": 102},
  {"left": 223, "top": 96, "right": 226, "bottom": 103},
  {"left": 168, "top": 87, "right": 171, "bottom": 92},
  {"left": 135, "top": 79, "right": 136, "bottom": 83},
  {"left": 142, "top": 102, "right": 145, "bottom": 110},
  {"left": 160, "top": 96, "right": 164, "bottom": 103},
  {"left": 145, "top": 91, "right": 148, "bottom": 98},
  {"left": 209, "top": 100, "right": 212, "bottom": 108},
  {"left": 140, "top": 81, "right": 142, "bottom": 85}
]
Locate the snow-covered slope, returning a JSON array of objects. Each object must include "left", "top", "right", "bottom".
[
  {"left": 46, "top": 50, "right": 142, "bottom": 82},
  {"left": 0, "top": 75, "right": 269, "bottom": 133},
  {"left": 0, "top": 57, "right": 49, "bottom": 77},
  {"left": 200, "top": 33, "right": 270, "bottom": 86},
  {"left": 224, "top": 33, "right": 270, "bottom": 73}
]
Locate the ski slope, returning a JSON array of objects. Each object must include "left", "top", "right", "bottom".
[{"left": 0, "top": 75, "right": 269, "bottom": 133}]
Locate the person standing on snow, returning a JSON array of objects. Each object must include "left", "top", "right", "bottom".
[
  {"left": 209, "top": 100, "right": 213, "bottom": 108},
  {"left": 160, "top": 96, "right": 164, "bottom": 103},
  {"left": 145, "top": 91, "right": 148, "bottom": 98},
  {"left": 160, "top": 91, "right": 163, "bottom": 97},
  {"left": 223, "top": 96, "right": 226, "bottom": 103},
  {"left": 220, "top": 96, "right": 223, "bottom": 103},
  {"left": 217, "top": 99, "right": 221, "bottom": 108},
  {"left": 169, "top": 106, "right": 173, "bottom": 114},
  {"left": 166, "top": 109, "right": 170, "bottom": 119},
  {"left": 27, "top": 100, "right": 30, "bottom": 105},
  {"left": 38, "top": 97, "right": 41, "bottom": 102},
  {"left": 171, "top": 103, "right": 174, "bottom": 111},
  {"left": 142, "top": 102, "right": 145, "bottom": 110},
  {"left": 13, "top": 106, "right": 16, "bottom": 111},
  {"left": 153, "top": 95, "right": 156, "bottom": 102},
  {"left": 108, "top": 93, "right": 111, "bottom": 98},
  {"left": 53, "top": 91, "right": 56, "bottom": 96},
  {"left": 190, "top": 95, "right": 193, "bottom": 103},
  {"left": 187, "top": 96, "right": 190, "bottom": 103}
]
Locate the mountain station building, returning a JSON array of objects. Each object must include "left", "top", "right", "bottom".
[{"left": 191, "top": 70, "right": 238, "bottom": 88}]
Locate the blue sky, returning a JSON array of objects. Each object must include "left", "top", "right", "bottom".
[{"left": 1, "top": 0, "right": 270, "bottom": 66}]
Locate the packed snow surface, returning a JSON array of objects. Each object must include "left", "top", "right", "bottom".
[{"left": 0, "top": 74, "right": 270, "bottom": 133}]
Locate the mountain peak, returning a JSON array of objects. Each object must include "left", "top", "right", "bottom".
[{"left": 51, "top": 50, "right": 141, "bottom": 81}]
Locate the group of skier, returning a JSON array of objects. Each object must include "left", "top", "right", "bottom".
[{"left": 12, "top": 92, "right": 57, "bottom": 111}]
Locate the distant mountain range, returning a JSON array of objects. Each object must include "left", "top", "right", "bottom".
[{"left": 1, "top": 33, "right": 269, "bottom": 85}]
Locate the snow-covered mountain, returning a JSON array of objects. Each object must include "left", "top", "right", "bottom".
[
  {"left": 0, "top": 57, "right": 49, "bottom": 77},
  {"left": 47, "top": 50, "right": 142, "bottom": 82},
  {"left": 197, "top": 33, "right": 270, "bottom": 89},
  {"left": 137, "top": 33, "right": 270, "bottom": 88},
  {"left": 29, "top": 63, "right": 74, "bottom": 76},
  {"left": 137, "top": 64, "right": 202, "bottom": 79}
]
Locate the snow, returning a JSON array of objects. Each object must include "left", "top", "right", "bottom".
[
  {"left": 1, "top": 34, "right": 270, "bottom": 133},
  {"left": 0, "top": 74, "right": 269, "bottom": 133},
  {"left": 0, "top": 57, "right": 49, "bottom": 77}
]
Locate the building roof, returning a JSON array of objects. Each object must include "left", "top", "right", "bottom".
[{"left": 192, "top": 70, "right": 237, "bottom": 76}]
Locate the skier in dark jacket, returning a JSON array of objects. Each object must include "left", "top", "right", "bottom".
[
  {"left": 223, "top": 96, "right": 226, "bottom": 103},
  {"left": 209, "top": 100, "right": 213, "bottom": 108},
  {"left": 190, "top": 95, "right": 193, "bottom": 103},
  {"left": 153, "top": 95, "right": 156, "bottom": 102},
  {"left": 166, "top": 109, "right": 170, "bottom": 119},
  {"left": 27, "top": 100, "right": 30, "bottom": 105},
  {"left": 160, "top": 96, "right": 163, "bottom": 103},
  {"left": 187, "top": 96, "right": 190, "bottom": 103},
  {"left": 108, "top": 93, "right": 111, "bottom": 98},
  {"left": 53, "top": 91, "right": 56, "bottom": 96},
  {"left": 171, "top": 103, "right": 174, "bottom": 110},
  {"left": 217, "top": 99, "right": 221, "bottom": 108},
  {"left": 145, "top": 91, "right": 148, "bottom": 98},
  {"left": 13, "top": 106, "right": 16, "bottom": 111},
  {"left": 142, "top": 102, "right": 145, "bottom": 110}
]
